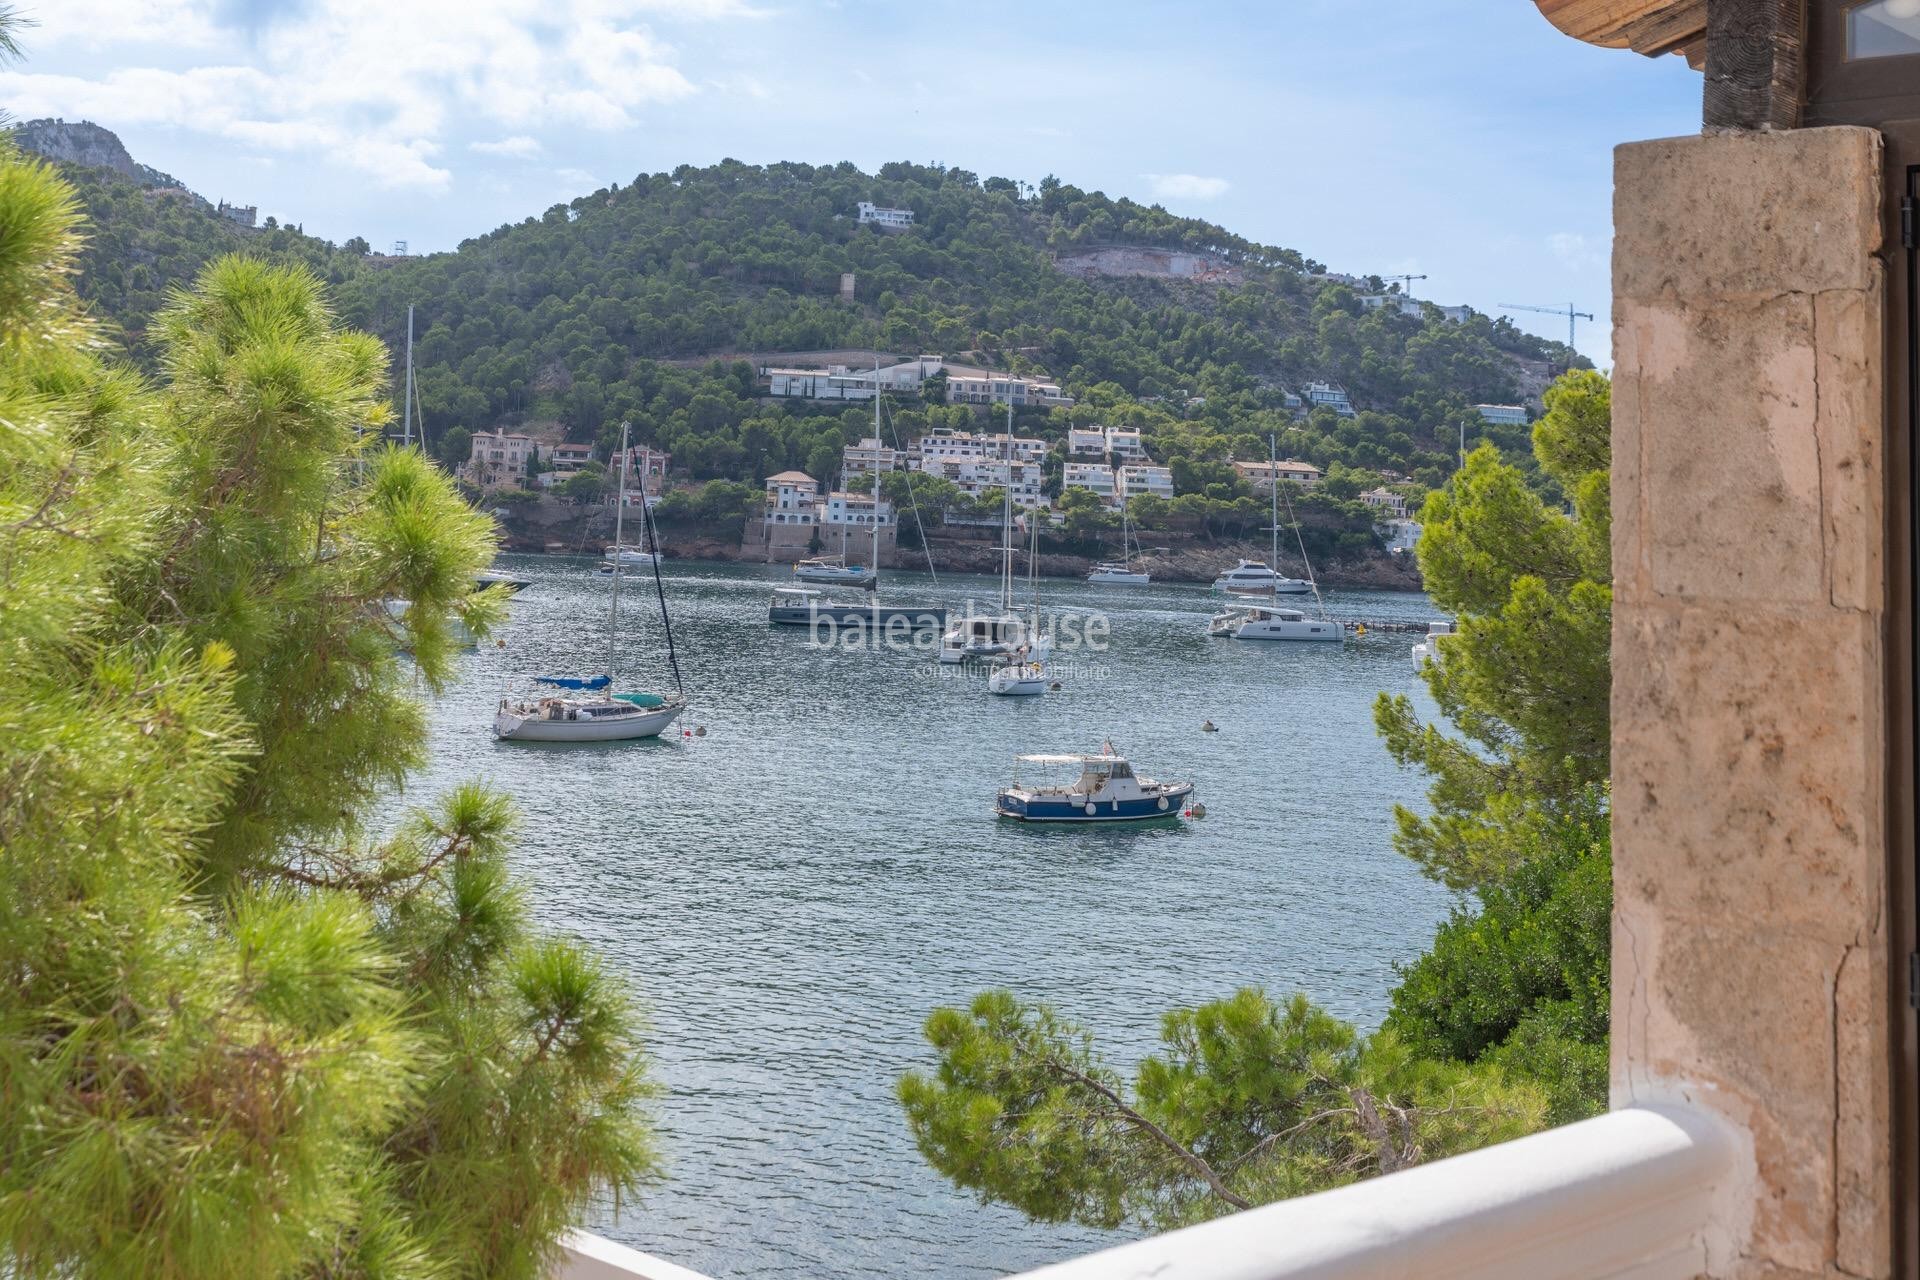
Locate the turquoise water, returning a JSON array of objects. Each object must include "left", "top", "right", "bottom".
[{"left": 398, "top": 555, "right": 1451, "bottom": 1279}]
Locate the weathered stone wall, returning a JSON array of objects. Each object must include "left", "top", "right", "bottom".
[{"left": 1611, "top": 127, "right": 1890, "bottom": 1279}]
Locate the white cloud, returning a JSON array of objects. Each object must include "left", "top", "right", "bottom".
[
  {"left": 1, "top": 0, "right": 713, "bottom": 190},
  {"left": 1548, "top": 231, "right": 1607, "bottom": 273},
  {"left": 471, "top": 135, "right": 543, "bottom": 158},
  {"left": 554, "top": 166, "right": 596, "bottom": 188},
  {"left": 1143, "top": 172, "right": 1230, "bottom": 201}
]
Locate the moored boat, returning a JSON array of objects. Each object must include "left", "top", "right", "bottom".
[
  {"left": 1208, "top": 602, "right": 1345, "bottom": 642},
  {"left": 1412, "top": 619, "right": 1455, "bottom": 667},
  {"left": 767, "top": 586, "right": 945, "bottom": 630},
  {"left": 794, "top": 556, "right": 878, "bottom": 589},
  {"left": 994, "top": 745, "right": 1194, "bottom": 822}
]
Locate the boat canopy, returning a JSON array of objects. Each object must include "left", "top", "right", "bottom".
[{"left": 534, "top": 674, "right": 611, "bottom": 690}]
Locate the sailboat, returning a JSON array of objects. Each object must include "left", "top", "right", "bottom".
[
  {"left": 988, "top": 495, "right": 1051, "bottom": 696},
  {"left": 495, "top": 421, "right": 689, "bottom": 741},
  {"left": 1209, "top": 433, "right": 1345, "bottom": 643},
  {"left": 1212, "top": 438, "right": 1312, "bottom": 595},
  {"left": 940, "top": 403, "right": 1028, "bottom": 664},
  {"left": 1087, "top": 500, "right": 1150, "bottom": 585}
]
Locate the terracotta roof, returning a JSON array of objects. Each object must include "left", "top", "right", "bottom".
[
  {"left": 1532, "top": 0, "right": 1706, "bottom": 63},
  {"left": 765, "top": 470, "right": 816, "bottom": 484}
]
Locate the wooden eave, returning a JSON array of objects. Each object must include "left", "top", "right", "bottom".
[{"left": 1534, "top": 0, "right": 1709, "bottom": 66}]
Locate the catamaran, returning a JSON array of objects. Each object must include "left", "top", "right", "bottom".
[
  {"left": 994, "top": 744, "right": 1194, "bottom": 823},
  {"left": 1209, "top": 433, "right": 1346, "bottom": 644},
  {"left": 495, "top": 421, "right": 688, "bottom": 742}
]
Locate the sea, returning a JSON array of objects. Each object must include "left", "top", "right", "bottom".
[{"left": 393, "top": 554, "right": 1453, "bottom": 1279}]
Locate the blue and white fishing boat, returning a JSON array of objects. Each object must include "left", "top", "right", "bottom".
[
  {"left": 495, "top": 421, "right": 688, "bottom": 743},
  {"left": 994, "top": 745, "right": 1195, "bottom": 823}
]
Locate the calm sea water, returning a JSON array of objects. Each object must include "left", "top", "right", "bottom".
[{"left": 394, "top": 554, "right": 1450, "bottom": 1279}]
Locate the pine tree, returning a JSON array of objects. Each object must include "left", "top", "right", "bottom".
[{"left": 0, "top": 133, "right": 653, "bottom": 1279}]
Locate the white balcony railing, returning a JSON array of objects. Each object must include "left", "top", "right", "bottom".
[{"left": 555, "top": 1104, "right": 1746, "bottom": 1280}]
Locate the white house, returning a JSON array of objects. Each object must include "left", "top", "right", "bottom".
[
  {"left": 1116, "top": 463, "right": 1174, "bottom": 502},
  {"left": 1475, "top": 403, "right": 1530, "bottom": 426},
  {"left": 855, "top": 201, "right": 914, "bottom": 229},
  {"left": 463, "top": 428, "right": 535, "bottom": 490},
  {"left": 1303, "top": 381, "right": 1356, "bottom": 417},
  {"left": 944, "top": 372, "right": 1074, "bottom": 408},
  {"left": 1234, "top": 459, "right": 1322, "bottom": 492},
  {"left": 1063, "top": 462, "right": 1118, "bottom": 507},
  {"left": 763, "top": 470, "right": 819, "bottom": 527},
  {"left": 913, "top": 429, "right": 1047, "bottom": 465},
  {"left": 1104, "top": 427, "right": 1148, "bottom": 461},
  {"left": 916, "top": 457, "right": 1047, "bottom": 508},
  {"left": 1360, "top": 486, "right": 1410, "bottom": 519},
  {"left": 820, "top": 491, "right": 893, "bottom": 526},
  {"left": 1066, "top": 427, "right": 1108, "bottom": 458},
  {"left": 842, "top": 437, "right": 899, "bottom": 476}
]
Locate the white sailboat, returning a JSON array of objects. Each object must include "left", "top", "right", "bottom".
[
  {"left": 988, "top": 493, "right": 1051, "bottom": 696},
  {"left": 1209, "top": 433, "right": 1345, "bottom": 644},
  {"left": 1087, "top": 501, "right": 1150, "bottom": 585},
  {"left": 495, "top": 421, "right": 689, "bottom": 741},
  {"left": 941, "top": 404, "right": 1027, "bottom": 664},
  {"left": 1212, "top": 438, "right": 1312, "bottom": 595}
]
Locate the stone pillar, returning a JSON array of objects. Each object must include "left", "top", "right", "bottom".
[{"left": 1611, "top": 127, "right": 1891, "bottom": 1278}]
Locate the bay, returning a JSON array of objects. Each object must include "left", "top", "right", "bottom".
[{"left": 395, "top": 554, "right": 1451, "bottom": 1279}]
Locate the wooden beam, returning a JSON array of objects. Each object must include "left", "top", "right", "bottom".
[
  {"left": 1620, "top": 0, "right": 1707, "bottom": 56},
  {"left": 1702, "top": 0, "right": 1806, "bottom": 130}
]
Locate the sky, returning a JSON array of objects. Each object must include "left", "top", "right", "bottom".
[{"left": 3, "top": 0, "right": 1703, "bottom": 366}]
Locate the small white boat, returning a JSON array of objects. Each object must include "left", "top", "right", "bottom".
[
  {"left": 987, "top": 639, "right": 1051, "bottom": 696},
  {"left": 1213, "top": 559, "right": 1312, "bottom": 595},
  {"left": 494, "top": 686, "right": 686, "bottom": 742},
  {"left": 475, "top": 569, "right": 532, "bottom": 592},
  {"left": 1208, "top": 602, "right": 1345, "bottom": 643},
  {"left": 1087, "top": 562, "right": 1151, "bottom": 586},
  {"left": 601, "top": 545, "right": 659, "bottom": 571},
  {"left": 1412, "top": 619, "right": 1455, "bottom": 668},
  {"left": 994, "top": 745, "right": 1194, "bottom": 823},
  {"left": 1087, "top": 503, "right": 1150, "bottom": 585},
  {"left": 794, "top": 556, "right": 878, "bottom": 589},
  {"left": 767, "top": 586, "right": 944, "bottom": 630}
]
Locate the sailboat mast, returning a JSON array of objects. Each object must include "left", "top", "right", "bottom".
[
  {"left": 1269, "top": 432, "right": 1279, "bottom": 570},
  {"left": 871, "top": 357, "right": 883, "bottom": 598},
  {"left": 1001, "top": 400, "right": 1014, "bottom": 614},
  {"left": 401, "top": 304, "right": 414, "bottom": 447},
  {"left": 608, "top": 419, "right": 630, "bottom": 683}
]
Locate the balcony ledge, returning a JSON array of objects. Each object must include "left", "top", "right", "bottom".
[{"left": 555, "top": 1103, "right": 1747, "bottom": 1280}]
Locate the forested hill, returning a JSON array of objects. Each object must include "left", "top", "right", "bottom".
[{"left": 36, "top": 132, "right": 1586, "bottom": 492}]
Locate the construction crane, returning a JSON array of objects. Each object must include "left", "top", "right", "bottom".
[
  {"left": 1377, "top": 272, "right": 1427, "bottom": 296},
  {"left": 1498, "top": 301, "right": 1595, "bottom": 354}
]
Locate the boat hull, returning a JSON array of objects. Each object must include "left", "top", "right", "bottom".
[
  {"left": 1087, "top": 571, "right": 1151, "bottom": 586},
  {"left": 494, "top": 701, "right": 685, "bottom": 742},
  {"left": 1215, "top": 619, "right": 1345, "bottom": 642},
  {"left": 987, "top": 665, "right": 1048, "bottom": 696},
  {"left": 995, "top": 782, "right": 1193, "bottom": 822},
  {"left": 769, "top": 604, "right": 946, "bottom": 629}
]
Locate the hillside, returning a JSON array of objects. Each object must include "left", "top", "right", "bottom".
[{"left": 26, "top": 127, "right": 1586, "bottom": 514}]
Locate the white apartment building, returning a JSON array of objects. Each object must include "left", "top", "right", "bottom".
[
  {"left": 763, "top": 471, "right": 819, "bottom": 527},
  {"left": 1475, "top": 403, "right": 1530, "bottom": 426},
  {"left": 944, "top": 372, "right": 1074, "bottom": 409},
  {"left": 548, "top": 443, "right": 595, "bottom": 473},
  {"left": 917, "top": 457, "right": 1047, "bottom": 508},
  {"left": 1063, "top": 462, "right": 1118, "bottom": 506},
  {"left": 1360, "top": 486, "right": 1410, "bottom": 519},
  {"left": 464, "top": 428, "right": 535, "bottom": 490},
  {"left": 1066, "top": 427, "right": 1107, "bottom": 458},
  {"left": 1234, "top": 459, "right": 1323, "bottom": 492},
  {"left": 855, "top": 201, "right": 914, "bottom": 229},
  {"left": 913, "top": 429, "right": 1047, "bottom": 465},
  {"left": 1303, "top": 380, "right": 1357, "bottom": 417},
  {"left": 764, "top": 367, "right": 881, "bottom": 401},
  {"left": 1116, "top": 463, "right": 1174, "bottom": 502},
  {"left": 820, "top": 491, "right": 894, "bottom": 526},
  {"left": 842, "top": 437, "right": 899, "bottom": 476},
  {"left": 1104, "top": 427, "right": 1147, "bottom": 461}
]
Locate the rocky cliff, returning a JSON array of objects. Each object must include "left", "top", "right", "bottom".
[{"left": 12, "top": 119, "right": 186, "bottom": 190}]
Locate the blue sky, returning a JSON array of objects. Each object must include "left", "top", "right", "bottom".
[{"left": 6, "top": 0, "right": 1700, "bottom": 365}]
